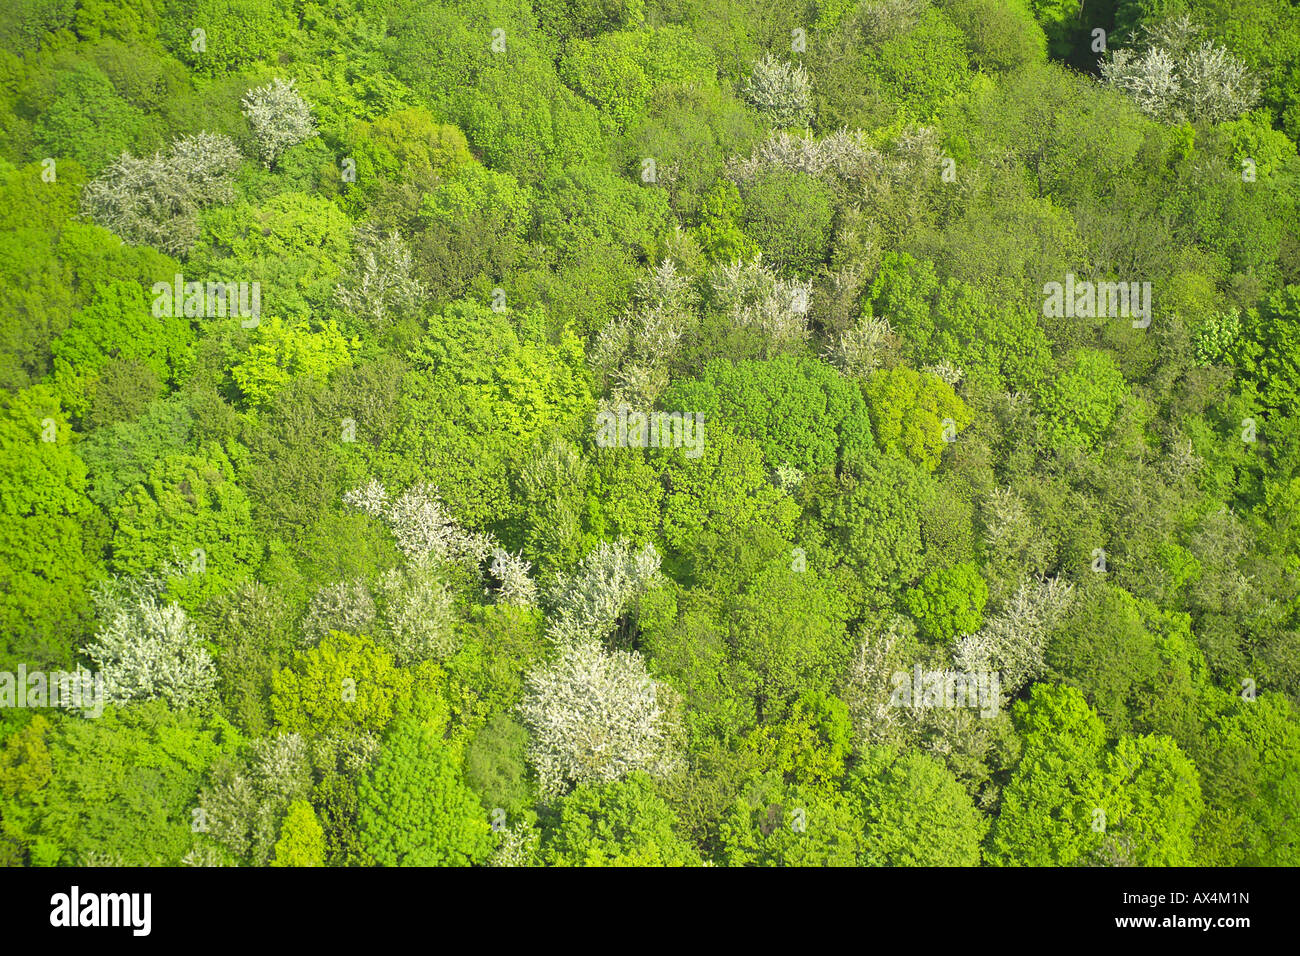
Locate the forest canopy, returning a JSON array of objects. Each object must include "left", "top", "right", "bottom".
[{"left": 1, "top": 0, "right": 1298, "bottom": 869}]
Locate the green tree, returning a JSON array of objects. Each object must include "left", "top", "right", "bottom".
[
  {"left": 864, "top": 366, "right": 972, "bottom": 472},
  {"left": 271, "top": 799, "right": 326, "bottom": 867},
  {"left": 738, "top": 168, "right": 834, "bottom": 275},
  {"left": 358, "top": 718, "right": 494, "bottom": 866},
  {"left": 695, "top": 179, "right": 757, "bottom": 265},
  {"left": 541, "top": 773, "right": 701, "bottom": 866},
  {"left": 988, "top": 683, "right": 1109, "bottom": 866},
  {"left": 853, "top": 749, "right": 989, "bottom": 866},
  {"left": 109, "top": 447, "right": 257, "bottom": 605},
  {"left": 904, "top": 561, "right": 989, "bottom": 643},
  {"left": 271, "top": 631, "right": 415, "bottom": 738},
  {"left": 1037, "top": 349, "right": 1128, "bottom": 451}
]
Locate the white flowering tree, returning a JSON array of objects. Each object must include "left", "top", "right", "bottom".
[
  {"left": 194, "top": 733, "right": 313, "bottom": 865},
  {"left": 839, "top": 614, "right": 917, "bottom": 746},
  {"left": 343, "top": 480, "right": 494, "bottom": 566},
  {"left": 518, "top": 639, "right": 680, "bottom": 798},
  {"left": 543, "top": 539, "right": 662, "bottom": 644},
  {"left": 708, "top": 256, "right": 812, "bottom": 351},
  {"left": 588, "top": 259, "right": 693, "bottom": 407},
  {"left": 83, "top": 581, "right": 217, "bottom": 708},
  {"left": 744, "top": 54, "right": 813, "bottom": 128},
  {"left": 488, "top": 549, "right": 538, "bottom": 608},
  {"left": 80, "top": 131, "right": 241, "bottom": 255},
  {"left": 374, "top": 558, "right": 457, "bottom": 661},
  {"left": 954, "top": 576, "right": 1077, "bottom": 696},
  {"left": 827, "top": 314, "right": 897, "bottom": 377},
  {"left": 335, "top": 226, "right": 426, "bottom": 327},
  {"left": 299, "top": 578, "right": 376, "bottom": 646},
  {"left": 1100, "top": 16, "right": 1258, "bottom": 124},
  {"left": 241, "top": 77, "right": 318, "bottom": 168}
]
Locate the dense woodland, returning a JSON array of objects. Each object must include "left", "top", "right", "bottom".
[{"left": 1, "top": 0, "right": 1298, "bottom": 867}]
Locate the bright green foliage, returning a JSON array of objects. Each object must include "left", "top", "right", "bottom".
[
  {"left": 1, "top": 0, "right": 1296, "bottom": 875},
  {"left": 904, "top": 561, "right": 989, "bottom": 643},
  {"left": 0, "top": 715, "right": 53, "bottom": 866},
  {"left": 515, "top": 439, "right": 590, "bottom": 572},
  {"left": 738, "top": 169, "right": 834, "bottom": 275},
  {"left": 854, "top": 749, "right": 989, "bottom": 866},
  {"left": 32, "top": 62, "right": 150, "bottom": 174},
  {"left": 864, "top": 366, "right": 972, "bottom": 472},
  {"left": 166, "top": 0, "right": 295, "bottom": 77},
  {"left": 988, "top": 684, "right": 1110, "bottom": 866},
  {"left": 658, "top": 426, "right": 800, "bottom": 556},
  {"left": 109, "top": 447, "right": 256, "bottom": 605},
  {"left": 1238, "top": 285, "right": 1300, "bottom": 415},
  {"left": 382, "top": 300, "right": 591, "bottom": 528},
  {"left": 190, "top": 193, "right": 353, "bottom": 320},
  {"left": 418, "top": 161, "right": 532, "bottom": 294},
  {"left": 1189, "top": 694, "right": 1300, "bottom": 866},
  {"left": 540, "top": 773, "right": 702, "bottom": 866},
  {"left": 865, "top": 252, "right": 1053, "bottom": 391},
  {"left": 1097, "top": 734, "right": 1203, "bottom": 866},
  {"left": 560, "top": 28, "right": 714, "bottom": 131},
  {"left": 818, "top": 455, "right": 929, "bottom": 596},
  {"left": 464, "top": 713, "right": 534, "bottom": 815},
  {"left": 272, "top": 799, "right": 326, "bottom": 867},
  {"left": 864, "top": 8, "right": 973, "bottom": 121},
  {"left": 50, "top": 280, "right": 192, "bottom": 421},
  {"left": 1036, "top": 349, "right": 1129, "bottom": 450},
  {"left": 1045, "top": 584, "right": 1164, "bottom": 736},
  {"left": 358, "top": 717, "right": 494, "bottom": 867},
  {"left": 744, "top": 691, "right": 853, "bottom": 788},
  {"left": 271, "top": 631, "right": 414, "bottom": 738},
  {"left": 0, "top": 160, "right": 175, "bottom": 390},
  {"left": 0, "top": 387, "right": 99, "bottom": 669},
  {"left": 725, "top": 557, "right": 854, "bottom": 716},
  {"left": 1027, "top": 0, "right": 1082, "bottom": 59},
  {"left": 343, "top": 108, "right": 473, "bottom": 219},
  {"left": 661, "top": 355, "right": 875, "bottom": 476},
  {"left": 695, "top": 180, "right": 757, "bottom": 264},
  {"left": 12, "top": 703, "right": 235, "bottom": 866},
  {"left": 536, "top": 0, "right": 645, "bottom": 37},
  {"left": 231, "top": 317, "right": 355, "bottom": 408},
  {"left": 941, "top": 0, "right": 1047, "bottom": 73},
  {"left": 718, "top": 783, "right": 866, "bottom": 867}
]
